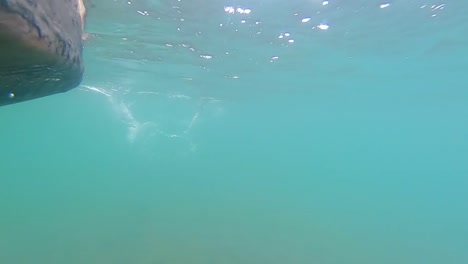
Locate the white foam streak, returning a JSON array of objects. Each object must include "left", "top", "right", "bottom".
[
  {"left": 81, "top": 85, "right": 149, "bottom": 143},
  {"left": 79, "top": 85, "right": 218, "bottom": 153}
]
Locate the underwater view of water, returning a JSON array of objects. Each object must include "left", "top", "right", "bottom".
[{"left": 1, "top": 0, "right": 468, "bottom": 263}]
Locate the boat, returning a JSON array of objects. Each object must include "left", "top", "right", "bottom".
[{"left": 0, "top": 0, "right": 86, "bottom": 107}]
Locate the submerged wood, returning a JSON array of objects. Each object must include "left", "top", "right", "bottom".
[{"left": 0, "top": 0, "right": 85, "bottom": 107}]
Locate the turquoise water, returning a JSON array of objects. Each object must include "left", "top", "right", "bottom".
[{"left": 2, "top": 0, "right": 468, "bottom": 263}]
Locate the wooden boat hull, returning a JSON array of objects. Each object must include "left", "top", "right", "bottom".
[{"left": 0, "top": 0, "right": 85, "bottom": 107}]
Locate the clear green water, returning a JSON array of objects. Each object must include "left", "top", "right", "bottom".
[{"left": 1, "top": 0, "right": 468, "bottom": 263}]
